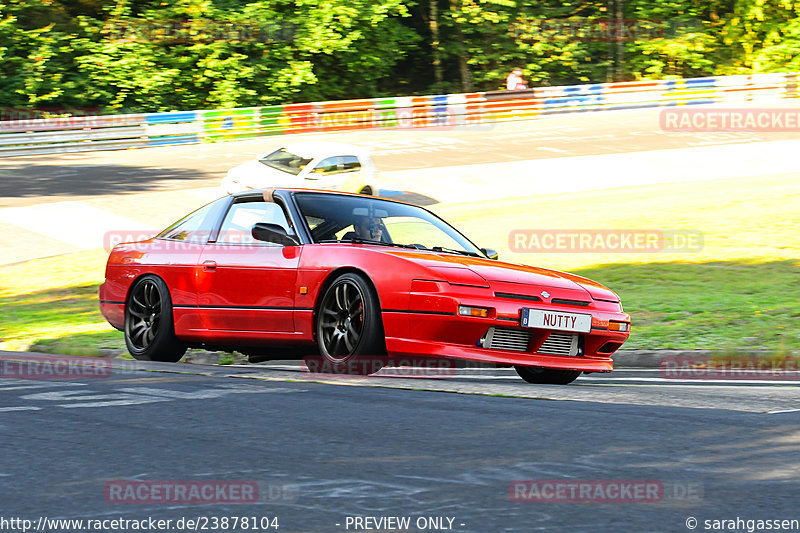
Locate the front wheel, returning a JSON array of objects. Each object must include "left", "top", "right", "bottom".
[
  {"left": 515, "top": 366, "right": 581, "bottom": 385},
  {"left": 315, "top": 272, "right": 385, "bottom": 375},
  {"left": 124, "top": 275, "right": 187, "bottom": 362}
]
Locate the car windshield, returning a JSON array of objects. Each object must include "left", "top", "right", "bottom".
[
  {"left": 259, "top": 148, "right": 313, "bottom": 176},
  {"left": 294, "top": 192, "right": 484, "bottom": 257}
]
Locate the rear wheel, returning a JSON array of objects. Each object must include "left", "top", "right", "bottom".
[
  {"left": 359, "top": 186, "right": 373, "bottom": 195},
  {"left": 515, "top": 366, "right": 581, "bottom": 385},
  {"left": 124, "top": 275, "right": 187, "bottom": 362},
  {"left": 315, "top": 272, "right": 385, "bottom": 375}
]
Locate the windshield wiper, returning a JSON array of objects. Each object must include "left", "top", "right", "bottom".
[
  {"left": 317, "top": 238, "right": 418, "bottom": 250},
  {"left": 431, "top": 246, "right": 482, "bottom": 257}
]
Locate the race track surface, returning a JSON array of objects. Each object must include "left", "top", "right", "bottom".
[{"left": 1, "top": 355, "right": 799, "bottom": 532}]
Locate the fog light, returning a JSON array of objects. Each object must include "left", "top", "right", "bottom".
[
  {"left": 608, "top": 321, "right": 629, "bottom": 332},
  {"left": 458, "top": 305, "right": 489, "bottom": 318}
]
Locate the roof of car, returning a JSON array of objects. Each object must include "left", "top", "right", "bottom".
[{"left": 232, "top": 188, "right": 417, "bottom": 208}]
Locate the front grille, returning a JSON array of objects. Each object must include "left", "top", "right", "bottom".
[
  {"left": 538, "top": 333, "right": 579, "bottom": 356},
  {"left": 551, "top": 298, "right": 590, "bottom": 307},
  {"left": 495, "top": 292, "right": 541, "bottom": 302},
  {"left": 482, "top": 327, "right": 532, "bottom": 352}
]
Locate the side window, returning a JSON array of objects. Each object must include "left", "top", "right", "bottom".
[
  {"left": 341, "top": 156, "right": 360, "bottom": 172},
  {"left": 158, "top": 199, "right": 225, "bottom": 243},
  {"left": 216, "top": 201, "right": 292, "bottom": 245},
  {"left": 313, "top": 157, "right": 341, "bottom": 174}
]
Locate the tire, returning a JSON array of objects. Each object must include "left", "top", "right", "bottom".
[
  {"left": 124, "top": 275, "right": 187, "bottom": 362},
  {"left": 514, "top": 366, "right": 582, "bottom": 385},
  {"left": 315, "top": 272, "right": 386, "bottom": 375},
  {"left": 359, "top": 186, "right": 373, "bottom": 195}
]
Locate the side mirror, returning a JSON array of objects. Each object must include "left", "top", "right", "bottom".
[
  {"left": 481, "top": 248, "right": 499, "bottom": 260},
  {"left": 252, "top": 223, "right": 299, "bottom": 246}
]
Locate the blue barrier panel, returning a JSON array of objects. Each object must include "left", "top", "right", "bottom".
[
  {"left": 664, "top": 77, "right": 717, "bottom": 89},
  {"left": 431, "top": 94, "right": 449, "bottom": 126},
  {"left": 542, "top": 94, "right": 604, "bottom": 108},
  {"left": 146, "top": 111, "right": 197, "bottom": 124}
]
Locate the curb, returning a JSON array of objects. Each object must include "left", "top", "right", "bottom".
[
  {"left": 27, "top": 345, "right": 794, "bottom": 369},
  {"left": 612, "top": 349, "right": 793, "bottom": 368}
]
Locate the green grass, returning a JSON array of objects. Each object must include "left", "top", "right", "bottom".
[
  {"left": 574, "top": 261, "right": 800, "bottom": 350},
  {"left": 0, "top": 250, "right": 118, "bottom": 353},
  {"left": 435, "top": 172, "right": 800, "bottom": 270},
  {"left": 1, "top": 172, "right": 797, "bottom": 355},
  {"left": 0, "top": 284, "right": 121, "bottom": 353}
]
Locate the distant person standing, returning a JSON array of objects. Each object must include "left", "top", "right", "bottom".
[{"left": 506, "top": 68, "right": 528, "bottom": 90}]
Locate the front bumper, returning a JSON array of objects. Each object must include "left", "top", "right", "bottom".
[
  {"left": 385, "top": 336, "right": 615, "bottom": 372},
  {"left": 381, "top": 281, "right": 630, "bottom": 371}
]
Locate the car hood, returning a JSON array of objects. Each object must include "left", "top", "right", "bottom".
[{"left": 385, "top": 250, "right": 619, "bottom": 302}]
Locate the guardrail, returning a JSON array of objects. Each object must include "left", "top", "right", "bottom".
[{"left": 1, "top": 73, "right": 797, "bottom": 157}]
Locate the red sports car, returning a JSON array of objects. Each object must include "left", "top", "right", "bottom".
[{"left": 99, "top": 188, "right": 630, "bottom": 384}]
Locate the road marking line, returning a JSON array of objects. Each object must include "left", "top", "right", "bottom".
[{"left": 0, "top": 381, "right": 88, "bottom": 391}]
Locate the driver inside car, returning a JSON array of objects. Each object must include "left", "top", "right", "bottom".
[{"left": 351, "top": 215, "right": 385, "bottom": 242}]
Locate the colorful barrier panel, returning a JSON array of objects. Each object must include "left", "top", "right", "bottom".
[{"left": 0, "top": 73, "right": 797, "bottom": 156}]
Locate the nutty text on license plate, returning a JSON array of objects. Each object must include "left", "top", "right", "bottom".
[{"left": 521, "top": 308, "right": 591, "bottom": 333}]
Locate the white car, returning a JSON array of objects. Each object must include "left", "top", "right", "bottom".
[{"left": 222, "top": 141, "right": 379, "bottom": 195}]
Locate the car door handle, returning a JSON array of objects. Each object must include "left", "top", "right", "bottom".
[{"left": 202, "top": 260, "right": 217, "bottom": 271}]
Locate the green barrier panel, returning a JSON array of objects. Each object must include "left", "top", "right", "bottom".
[
  {"left": 202, "top": 108, "right": 260, "bottom": 142},
  {"left": 374, "top": 98, "right": 398, "bottom": 128},
  {"left": 257, "top": 104, "right": 285, "bottom": 135}
]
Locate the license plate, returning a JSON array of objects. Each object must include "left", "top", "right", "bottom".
[{"left": 521, "top": 308, "right": 591, "bottom": 333}]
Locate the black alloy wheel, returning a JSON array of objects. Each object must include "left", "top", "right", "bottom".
[
  {"left": 315, "top": 272, "right": 385, "bottom": 375},
  {"left": 124, "top": 275, "right": 186, "bottom": 362}
]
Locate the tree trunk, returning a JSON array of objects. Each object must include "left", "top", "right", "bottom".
[
  {"left": 450, "top": 0, "right": 473, "bottom": 92},
  {"left": 615, "top": 0, "right": 624, "bottom": 81},
  {"left": 429, "top": 0, "right": 443, "bottom": 85}
]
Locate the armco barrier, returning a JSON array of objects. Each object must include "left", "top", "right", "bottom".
[{"left": 0, "top": 73, "right": 797, "bottom": 157}]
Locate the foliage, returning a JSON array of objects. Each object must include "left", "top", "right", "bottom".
[{"left": 0, "top": 0, "right": 798, "bottom": 112}]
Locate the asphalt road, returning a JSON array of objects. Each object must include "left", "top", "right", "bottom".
[
  {"left": 2, "top": 354, "right": 799, "bottom": 533},
  {"left": 2, "top": 105, "right": 799, "bottom": 207}
]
